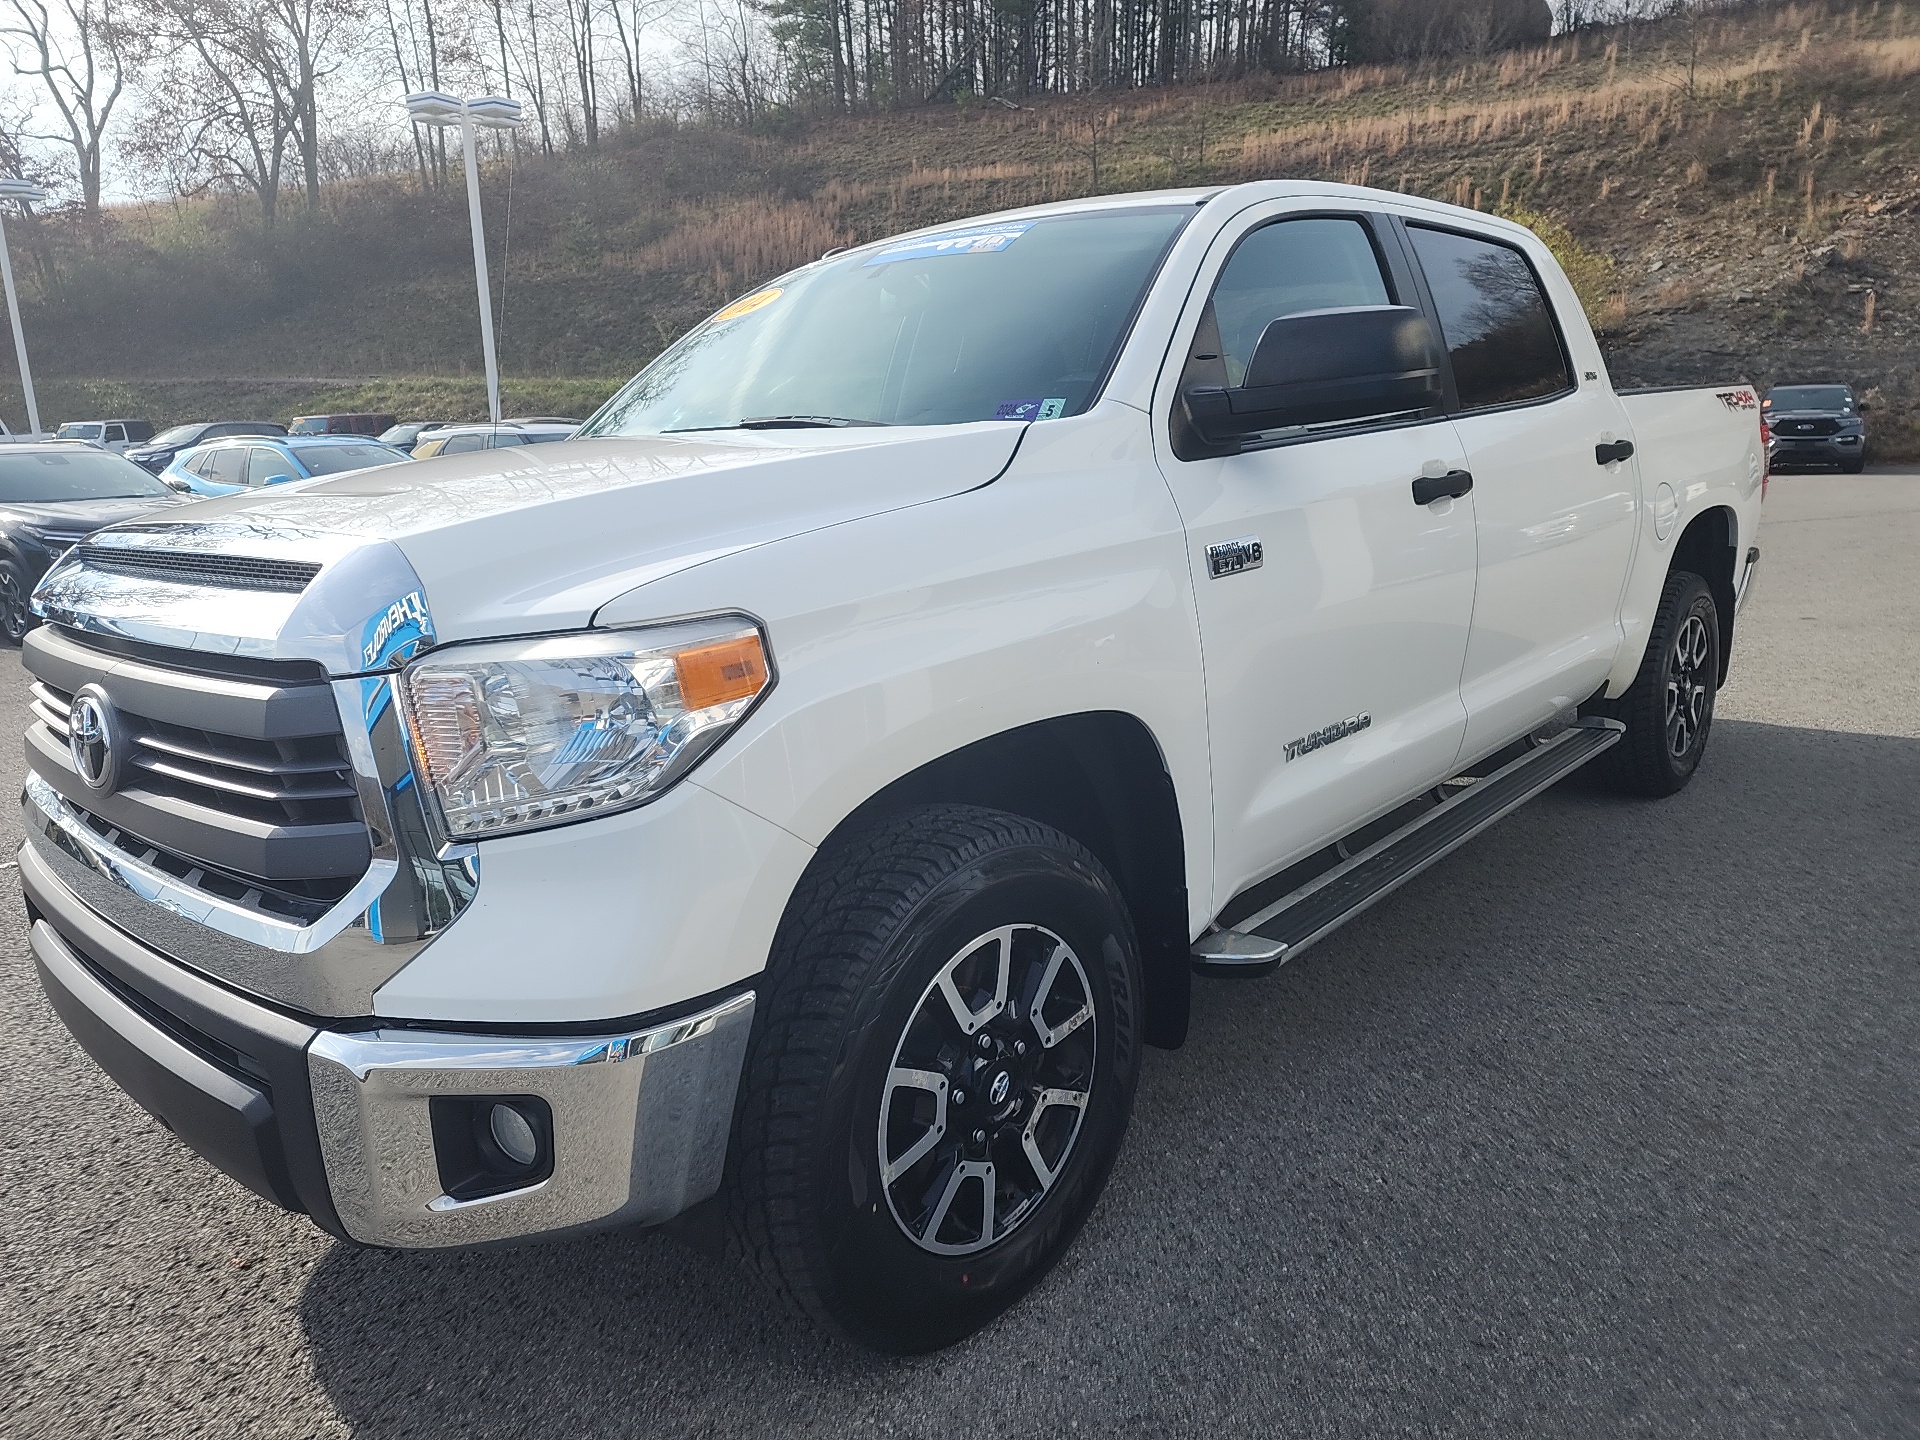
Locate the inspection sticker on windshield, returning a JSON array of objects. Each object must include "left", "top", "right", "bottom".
[
  {"left": 865, "top": 221, "right": 1035, "bottom": 266},
  {"left": 712, "top": 287, "right": 783, "bottom": 323},
  {"left": 994, "top": 398, "right": 1067, "bottom": 422}
]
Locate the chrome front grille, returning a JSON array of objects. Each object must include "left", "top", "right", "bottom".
[
  {"left": 73, "top": 545, "right": 323, "bottom": 593},
  {"left": 31, "top": 678, "right": 359, "bottom": 829},
  {"left": 22, "top": 626, "right": 370, "bottom": 895}
]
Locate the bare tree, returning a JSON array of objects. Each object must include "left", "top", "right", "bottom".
[
  {"left": 260, "top": 0, "right": 357, "bottom": 213},
  {"left": 134, "top": 0, "right": 298, "bottom": 225},
  {"left": 3, "top": 0, "right": 130, "bottom": 219}
]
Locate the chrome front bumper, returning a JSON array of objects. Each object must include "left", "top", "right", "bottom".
[
  {"left": 307, "top": 995, "right": 753, "bottom": 1247},
  {"left": 23, "top": 836, "right": 754, "bottom": 1249}
]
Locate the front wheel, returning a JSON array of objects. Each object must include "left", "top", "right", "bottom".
[
  {"left": 0, "top": 559, "right": 35, "bottom": 645},
  {"left": 727, "top": 804, "right": 1143, "bottom": 1352},
  {"left": 1589, "top": 569, "right": 1721, "bottom": 797}
]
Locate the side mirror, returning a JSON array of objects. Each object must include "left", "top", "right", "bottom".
[
  {"left": 162, "top": 475, "right": 192, "bottom": 493},
  {"left": 1855, "top": 403, "right": 1870, "bottom": 413},
  {"left": 263, "top": 473, "right": 295, "bottom": 486},
  {"left": 1182, "top": 305, "right": 1444, "bottom": 447}
]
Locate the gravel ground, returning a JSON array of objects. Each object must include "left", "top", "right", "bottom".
[{"left": 1, "top": 471, "right": 1915, "bottom": 1439}]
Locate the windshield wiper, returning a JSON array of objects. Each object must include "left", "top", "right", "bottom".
[{"left": 736, "top": 415, "right": 889, "bottom": 429}]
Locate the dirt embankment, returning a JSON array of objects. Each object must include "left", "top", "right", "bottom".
[{"left": 1, "top": 2, "right": 1913, "bottom": 450}]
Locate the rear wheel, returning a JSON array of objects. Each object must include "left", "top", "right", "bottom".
[
  {"left": 1589, "top": 570, "right": 1720, "bottom": 797},
  {"left": 0, "top": 560, "right": 34, "bottom": 645},
  {"left": 727, "top": 804, "right": 1143, "bottom": 1353}
]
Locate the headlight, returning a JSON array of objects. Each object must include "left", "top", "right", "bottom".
[{"left": 396, "top": 615, "right": 773, "bottom": 840}]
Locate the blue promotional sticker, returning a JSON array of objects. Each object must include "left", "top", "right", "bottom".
[
  {"left": 993, "top": 398, "right": 1068, "bottom": 422},
  {"left": 865, "top": 221, "right": 1035, "bottom": 266},
  {"left": 360, "top": 589, "right": 434, "bottom": 671}
]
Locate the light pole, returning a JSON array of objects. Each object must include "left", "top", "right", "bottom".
[
  {"left": 405, "top": 93, "right": 523, "bottom": 425},
  {"left": 0, "top": 179, "right": 48, "bottom": 438}
]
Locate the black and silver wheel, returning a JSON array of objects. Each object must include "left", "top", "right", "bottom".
[
  {"left": 880, "top": 922, "right": 1097, "bottom": 1255},
  {"left": 0, "top": 559, "right": 34, "bottom": 646},
  {"left": 728, "top": 804, "right": 1142, "bottom": 1352},
  {"left": 1589, "top": 569, "right": 1721, "bottom": 797}
]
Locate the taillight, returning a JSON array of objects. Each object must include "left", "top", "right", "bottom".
[{"left": 1759, "top": 416, "right": 1771, "bottom": 499}]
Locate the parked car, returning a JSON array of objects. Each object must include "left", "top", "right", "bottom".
[
  {"left": 288, "top": 412, "right": 398, "bottom": 437},
  {"left": 21, "top": 183, "right": 1766, "bottom": 1354},
  {"left": 0, "top": 441, "right": 179, "bottom": 642},
  {"left": 162, "top": 434, "right": 412, "bottom": 496},
  {"left": 377, "top": 421, "right": 451, "bottom": 452},
  {"left": 52, "top": 419, "right": 156, "bottom": 453},
  {"left": 409, "top": 421, "right": 577, "bottom": 456},
  {"left": 1762, "top": 383, "right": 1868, "bottom": 473},
  {"left": 125, "top": 421, "right": 288, "bottom": 474}
]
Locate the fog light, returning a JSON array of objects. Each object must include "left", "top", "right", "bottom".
[
  {"left": 429, "top": 1094, "right": 554, "bottom": 1201},
  {"left": 490, "top": 1102, "right": 539, "bottom": 1167}
]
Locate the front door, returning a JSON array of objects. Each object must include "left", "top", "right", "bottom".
[
  {"left": 1402, "top": 222, "right": 1639, "bottom": 759},
  {"left": 1153, "top": 206, "right": 1480, "bottom": 915}
]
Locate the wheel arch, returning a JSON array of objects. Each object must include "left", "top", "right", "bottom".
[
  {"left": 1670, "top": 504, "right": 1739, "bottom": 683},
  {"left": 819, "top": 711, "right": 1192, "bottom": 1050}
]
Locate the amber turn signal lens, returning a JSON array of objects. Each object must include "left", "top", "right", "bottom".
[{"left": 674, "top": 633, "right": 769, "bottom": 710}]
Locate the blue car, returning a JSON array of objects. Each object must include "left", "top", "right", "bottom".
[{"left": 162, "top": 434, "right": 412, "bottom": 497}]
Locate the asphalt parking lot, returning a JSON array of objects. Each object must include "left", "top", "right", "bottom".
[{"left": 1, "top": 471, "right": 1915, "bottom": 1439}]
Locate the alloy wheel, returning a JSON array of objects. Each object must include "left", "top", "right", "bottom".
[
  {"left": 0, "top": 569, "right": 29, "bottom": 643},
  {"left": 878, "top": 923, "right": 1097, "bottom": 1256},
  {"left": 1665, "top": 611, "right": 1712, "bottom": 760}
]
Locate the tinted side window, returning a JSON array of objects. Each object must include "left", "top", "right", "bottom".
[
  {"left": 439, "top": 434, "right": 487, "bottom": 454},
  {"left": 243, "top": 448, "right": 287, "bottom": 485},
  {"left": 1407, "top": 226, "right": 1571, "bottom": 410},
  {"left": 104, "top": 424, "right": 125, "bottom": 443},
  {"left": 204, "top": 448, "right": 247, "bottom": 486},
  {"left": 1202, "top": 218, "right": 1394, "bottom": 387}
]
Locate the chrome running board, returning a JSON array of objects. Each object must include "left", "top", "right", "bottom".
[{"left": 1192, "top": 717, "right": 1624, "bottom": 977}]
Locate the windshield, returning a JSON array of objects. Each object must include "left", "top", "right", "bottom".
[
  {"left": 149, "top": 424, "right": 206, "bottom": 448},
  {"left": 55, "top": 423, "right": 104, "bottom": 440},
  {"left": 1766, "top": 386, "right": 1852, "bottom": 411},
  {"left": 296, "top": 443, "right": 408, "bottom": 477},
  {"left": 0, "top": 451, "right": 173, "bottom": 502},
  {"left": 581, "top": 206, "right": 1194, "bottom": 436}
]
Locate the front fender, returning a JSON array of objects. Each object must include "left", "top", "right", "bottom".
[{"left": 597, "top": 402, "right": 1216, "bottom": 941}]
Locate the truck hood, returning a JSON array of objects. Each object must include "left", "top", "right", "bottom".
[{"left": 34, "top": 425, "right": 1023, "bottom": 671}]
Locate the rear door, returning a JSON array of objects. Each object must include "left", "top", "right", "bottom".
[
  {"left": 1402, "top": 221, "right": 1637, "bottom": 759},
  {"left": 1153, "top": 203, "right": 1480, "bottom": 911},
  {"left": 201, "top": 446, "right": 247, "bottom": 491}
]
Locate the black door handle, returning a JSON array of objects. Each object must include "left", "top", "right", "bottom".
[
  {"left": 1411, "top": 469, "right": 1473, "bottom": 505},
  {"left": 1595, "top": 439, "right": 1636, "bottom": 464}
]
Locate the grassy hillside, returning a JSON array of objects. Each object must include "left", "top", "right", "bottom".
[{"left": 3, "top": 0, "right": 1916, "bottom": 453}]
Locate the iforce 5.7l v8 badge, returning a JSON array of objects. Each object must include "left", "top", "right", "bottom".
[{"left": 1207, "top": 536, "right": 1263, "bottom": 578}]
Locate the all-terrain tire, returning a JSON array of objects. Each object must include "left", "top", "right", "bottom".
[
  {"left": 1588, "top": 569, "right": 1720, "bottom": 797},
  {"left": 726, "top": 803, "right": 1143, "bottom": 1353}
]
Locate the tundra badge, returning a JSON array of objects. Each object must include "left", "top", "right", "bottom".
[
  {"left": 1207, "top": 536, "right": 1263, "bottom": 578},
  {"left": 1285, "top": 713, "right": 1372, "bottom": 762}
]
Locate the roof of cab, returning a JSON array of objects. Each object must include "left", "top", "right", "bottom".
[{"left": 831, "top": 179, "right": 1543, "bottom": 265}]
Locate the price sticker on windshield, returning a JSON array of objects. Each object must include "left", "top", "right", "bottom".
[
  {"left": 712, "top": 287, "right": 783, "bottom": 323},
  {"left": 865, "top": 221, "right": 1035, "bottom": 266}
]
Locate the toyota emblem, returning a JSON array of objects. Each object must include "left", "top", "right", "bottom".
[
  {"left": 988, "top": 1071, "right": 1012, "bottom": 1107},
  {"left": 67, "top": 684, "right": 121, "bottom": 794}
]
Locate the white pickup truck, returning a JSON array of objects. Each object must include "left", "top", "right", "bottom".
[{"left": 20, "top": 182, "right": 1764, "bottom": 1352}]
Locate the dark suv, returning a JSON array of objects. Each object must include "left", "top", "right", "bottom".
[{"left": 1763, "top": 384, "right": 1869, "bottom": 473}]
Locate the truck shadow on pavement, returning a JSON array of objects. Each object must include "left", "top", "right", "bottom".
[{"left": 297, "top": 720, "right": 1919, "bottom": 1439}]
